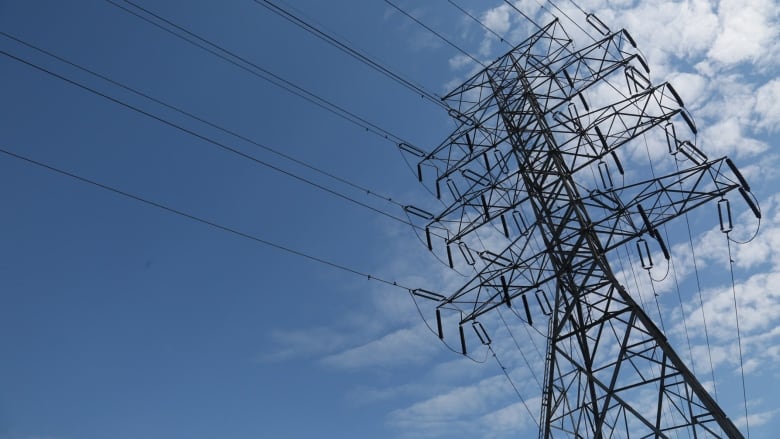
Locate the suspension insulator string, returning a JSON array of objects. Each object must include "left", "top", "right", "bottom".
[{"left": 639, "top": 239, "right": 668, "bottom": 334}]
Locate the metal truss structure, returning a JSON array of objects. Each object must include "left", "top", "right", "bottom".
[{"left": 402, "top": 17, "right": 760, "bottom": 439}]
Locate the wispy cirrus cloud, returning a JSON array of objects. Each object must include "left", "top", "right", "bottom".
[
  {"left": 320, "top": 324, "right": 440, "bottom": 369},
  {"left": 388, "top": 374, "right": 538, "bottom": 439},
  {"left": 257, "top": 326, "right": 355, "bottom": 363}
]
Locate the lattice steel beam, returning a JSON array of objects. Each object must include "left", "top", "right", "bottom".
[{"left": 404, "top": 15, "right": 757, "bottom": 439}]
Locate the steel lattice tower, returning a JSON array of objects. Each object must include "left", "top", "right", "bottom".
[{"left": 402, "top": 17, "right": 760, "bottom": 439}]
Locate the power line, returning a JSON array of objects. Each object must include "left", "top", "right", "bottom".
[
  {"left": 502, "top": 0, "right": 646, "bottom": 117},
  {"left": 497, "top": 308, "right": 543, "bottom": 389},
  {"left": 663, "top": 223, "right": 699, "bottom": 376},
  {"left": 384, "top": 0, "right": 485, "bottom": 68},
  {"left": 501, "top": 0, "right": 544, "bottom": 30},
  {"left": 0, "top": 48, "right": 415, "bottom": 229},
  {"left": 104, "top": 0, "right": 416, "bottom": 148},
  {"left": 0, "top": 144, "right": 415, "bottom": 292},
  {"left": 679, "top": 168, "right": 720, "bottom": 402},
  {"left": 408, "top": 292, "right": 490, "bottom": 363},
  {"left": 0, "top": 36, "right": 468, "bottom": 255},
  {"left": 255, "top": 0, "right": 448, "bottom": 110},
  {"left": 542, "top": 0, "right": 600, "bottom": 43},
  {"left": 565, "top": 0, "right": 587, "bottom": 15},
  {"left": 726, "top": 235, "right": 751, "bottom": 438},
  {"left": 489, "top": 345, "right": 541, "bottom": 429},
  {"left": 445, "top": 0, "right": 510, "bottom": 45},
  {"left": 0, "top": 30, "right": 405, "bottom": 212}
]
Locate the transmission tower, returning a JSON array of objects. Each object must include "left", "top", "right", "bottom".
[{"left": 402, "top": 15, "right": 760, "bottom": 439}]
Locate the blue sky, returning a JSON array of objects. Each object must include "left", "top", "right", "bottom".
[{"left": 0, "top": 1, "right": 778, "bottom": 438}]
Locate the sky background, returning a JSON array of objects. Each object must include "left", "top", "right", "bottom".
[{"left": 0, "top": 0, "right": 778, "bottom": 438}]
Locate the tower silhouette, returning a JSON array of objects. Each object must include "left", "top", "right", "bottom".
[{"left": 403, "top": 16, "right": 758, "bottom": 439}]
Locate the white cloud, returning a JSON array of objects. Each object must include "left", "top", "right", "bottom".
[
  {"left": 476, "top": 399, "right": 540, "bottom": 438},
  {"left": 700, "top": 117, "right": 768, "bottom": 158},
  {"left": 588, "top": 0, "right": 719, "bottom": 76},
  {"left": 429, "top": 356, "right": 491, "bottom": 383},
  {"left": 257, "top": 327, "right": 353, "bottom": 363},
  {"left": 754, "top": 79, "right": 780, "bottom": 132},
  {"left": 321, "top": 324, "right": 440, "bottom": 369},
  {"left": 735, "top": 407, "right": 780, "bottom": 429},
  {"left": 482, "top": 6, "right": 512, "bottom": 35},
  {"left": 388, "top": 374, "right": 533, "bottom": 438},
  {"left": 448, "top": 53, "right": 474, "bottom": 70},
  {"left": 670, "top": 71, "right": 710, "bottom": 106},
  {"left": 345, "top": 382, "right": 426, "bottom": 405},
  {"left": 657, "top": 196, "right": 780, "bottom": 402},
  {"left": 708, "top": 0, "right": 780, "bottom": 66}
]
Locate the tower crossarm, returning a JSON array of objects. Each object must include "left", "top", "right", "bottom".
[
  {"left": 583, "top": 157, "right": 744, "bottom": 253},
  {"left": 553, "top": 82, "right": 691, "bottom": 175},
  {"left": 414, "top": 21, "right": 646, "bottom": 192},
  {"left": 415, "top": 79, "right": 689, "bottom": 245}
]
